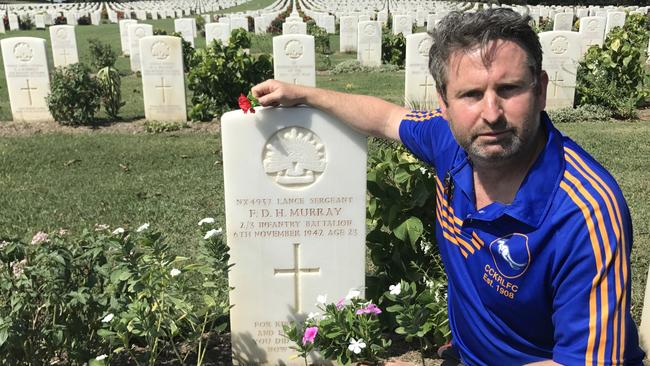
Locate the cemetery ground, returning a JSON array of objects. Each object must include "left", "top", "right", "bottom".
[{"left": 1, "top": 16, "right": 650, "bottom": 365}]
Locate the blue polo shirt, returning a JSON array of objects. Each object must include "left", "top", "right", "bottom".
[{"left": 399, "top": 110, "right": 645, "bottom": 366}]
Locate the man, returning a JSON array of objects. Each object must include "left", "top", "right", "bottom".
[{"left": 252, "top": 9, "right": 645, "bottom": 366}]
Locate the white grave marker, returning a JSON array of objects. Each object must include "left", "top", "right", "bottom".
[
  {"left": 605, "top": 11, "right": 626, "bottom": 34},
  {"left": 49, "top": 25, "right": 79, "bottom": 67},
  {"left": 273, "top": 35, "right": 316, "bottom": 87},
  {"left": 205, "top": 22, "right": 231, "bottom": 46},
  {"left": 578, "top": 16, "right": 605, "bottom": 57},
  {"left": 282, "top": 21, "right": 306, "bottom": 35},
  {"left": 128, "top": 23, "right": 153, "bottom": 72},
  {"left": 174, "top": 18, "right": 196, "bottom": 47},
  {"left": 553, "top": 13, "right": 573, "bottom": 31},
  {"left": 357, "top": 21, "right": 381, "bottom": 67},
  {"left": 119, "top": 19, "right": 137, "bottom": 55},
  {"left": 222, "top": 106, "right": 367, "bottom": 365},
  {"left": 393, "top": 14, "right": 412, "bottom": 35},
  {"left": 405, "top": 33, "right": 437, "bottom": 109},
  {"left": 139, "top": 36, "right": 187, "bottom": 122},
  {"left": 1, "top": 37, "right": 53, "bottom": 122},
  {"left": 539, "top": 31, "right": 580, "bottom": 110},
  {"left": 339, "top": 15, "right": 358, "bottom": 52}
]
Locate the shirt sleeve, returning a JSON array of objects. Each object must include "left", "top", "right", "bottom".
[
  {"left": 551, "top": 173, "right": 640, "bottom": 365},
  {"left": 398, "top": 110, "right": 457, "bottom": 170}
]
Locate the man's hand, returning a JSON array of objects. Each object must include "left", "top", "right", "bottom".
[
  {"left": 252, "top": 79, "right": 308, "bottom": 107},
  {"left": 250, "top": 79, "right": 408, "bottom": 141}
]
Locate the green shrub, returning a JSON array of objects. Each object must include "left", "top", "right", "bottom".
[
  {"left": 143, "top": 120, "right": 190, "bottom": 133},
  {"left": 382, "top": 28, "right": 406, "bottom": 67},
  {"left": 331, "top": 60, "right": 399, "bottom": 74},
  {"left": 96, "top": 66, "right": 124, "bottom": 119},
  {"left": 187, "top": 33, "right": 272, "bottom": 121},
  {"left": 0, "top": 221, "right": 230, "bottom": 365},
  {"left": 88, "top": 38, "right": 117, "bottom": 70},
  {"left": 307, "top": 20, "right": 331, "bottom": 54},
  {"left": 365, "top": 141, "right": 448, "bottom": 349},
  {"left": 171, "top": 32, "right": 196, "bottom": 73},
  {"left": 18, "top": 15, "right": 34, "bottom": 30},
  {"left": 47, "top": 63, "right": 101, "bottom": 126},
  {"left": 547, "top": 104, "right": 613, "bottom": 123},
  {"left": 576, "top": 13, "right": 650, "bottom": 119}
]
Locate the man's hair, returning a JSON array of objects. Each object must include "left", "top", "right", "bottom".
[{"left": 428, "top": 9, "right": 542, "bottom": 104}]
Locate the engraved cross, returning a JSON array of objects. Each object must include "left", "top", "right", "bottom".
[
  {"left": 155, "top": 77, "right": 172, "bottom": 104},
  {"left": 550, "top": 71, "right": 564, "bottom": 95},
  {"left": 60, "top": 48, "right": 71, "bottom": 64},
  {"left": 274, "top": 243, "right": 320, "bottom": 313},
  {"left": 419, "top": 75, "right": 434, "bottom": 100},
  {"left": 20, "top": 79, "right": 37, "bottom": 106},
  {"left": 364, "top": 43, "right": 375, "bottom": 61}
]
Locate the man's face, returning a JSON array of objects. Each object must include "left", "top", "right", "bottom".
[{"left": 437, "top": 40, "right": 548, "bottom": 166}]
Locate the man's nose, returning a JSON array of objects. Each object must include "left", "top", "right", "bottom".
[{"left": 480, "top": 91, "right": 503, "bottom": 124}]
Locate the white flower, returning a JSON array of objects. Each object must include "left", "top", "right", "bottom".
[
  {"left": 204, "top": 228, "right": 223, "bottom": 240},
  {"left": 348, "top": 338, "right": 366, "bottom": 354},
  {"left": 95, "top": 354, "right": 107, "bottom": 361},
  {"left": 31, "top": 231, "right": 48, "bottom": 245},
  {"left": 307, "top": 312, "right": 320, "bottom": 320},
  {"left": 101, "top": 313, "right": 114, "bottom": 323},
  {"left": 94, "top": 224, "right": 110, "bottom": 231},
  {"left": 345, "top": 288, "right": 361, "bottom": 300},
  {"left": 389, "top": 283, "right": 401, "bottom": 295},
  {"left": 136, "top": 223, "right": 149, "bottom": 232},
  {"left": 316, "top": 294, "right": 327, "bottom": 305},
  {"left": 170, "top": 268, "right": 181, "bottom": 277},
  {"left": 198, "top": 217, "right": 215, "bottom": 226},
  {"left": 112, "top": 227, "right": 125, "bottom": 235}
]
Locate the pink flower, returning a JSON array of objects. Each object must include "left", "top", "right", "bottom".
[
  {"left": 355, "top": 303, "right": 382, "bottom": 315},
  {"left": 31, "top": 231, "right": 48, "bottom": 245},
  {"left": 302, "top": 326, "right": 318, "bottom": 345},
  {"left": 336, "top": 298, "right": 345, "bottom": 309}
]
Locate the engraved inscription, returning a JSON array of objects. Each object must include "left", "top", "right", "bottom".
[
  {"left": 417, "top": 38, "right": 432, "bottom": 57},
  {"left": 587, "top": 19, "right": 598, "bottom": 32},
  {"left": 151, "top": 41, "right": 170, "bottom": 61},
  {"left": 135, "top": 26, "right": 146, "bottom": 38},
  {"left": 284, "top": 39, "right": 303, "bottom": 60},
  {"left": 363, "top": 23, "right": 376, "bottom": 37},
  {"left": 13, "top": 42, "right": 33, "bottom": 62},
  {"left": 550, "top": 35, "right": 568, "bottom": 55},
  {"left": 55, "top": 28, "right": 68, "bottom": 40},
  {"left": 263, "top": 127, "right": 326, "bottom": 188}
]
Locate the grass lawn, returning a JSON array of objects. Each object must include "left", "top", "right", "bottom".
[{"left": 0, "top": 4, "right": 649, "bottom": 324}]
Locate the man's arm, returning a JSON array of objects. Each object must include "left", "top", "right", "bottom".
[{"left": 251, "top": 79, "right": 408, "bottom": 141}]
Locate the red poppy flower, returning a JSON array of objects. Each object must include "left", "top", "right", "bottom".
[{"left": 238, "top": 93, "right": 255, "bottom": 114}]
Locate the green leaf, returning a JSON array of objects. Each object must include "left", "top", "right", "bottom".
[
  {"left": 393, "top": 216, "right": 424, "bottom": 248},
  {"left": 96, "top": 329, "right": 116, "bottom": 338}
]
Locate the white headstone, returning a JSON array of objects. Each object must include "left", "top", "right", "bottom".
[
  {"left": 321, "top": 15, "right": 335, "bottom": 33},
  {"left": 282, "top": 21, "right": 306, "bottom": 35},
  {"left": 393, "top": 14, "right": 412, "bottom": 35},
  {"left": 65, "top": 11, "right": 77, "bottom": 25},
  {"left": 205, "top": 22, "right": 231, "bottom": 46},
  {"left": 1, "top": 37, "right": 53, "bottom": 122},
  {"left": 605, "top": 11, "right": 626, "bottom": 34},
  {"left": 231, "top": 16, "right": 248, "bottom": 31},
  {"left": 405, "top": 33, "right": 437, "bottom": 109},
  {"left": 35, "top": 14, "right": 46, "bottom": 29},
  {"left": 8, "top": 14, "right": 19, "bottom": 31},
  {"left": 273, "top": 34, "right": 316, "bottom": 87},
  {"left": 221, "top": 106, "right": 367, "bottom": 365},
  {"left": 139, "top": 36, "right": 187, "bottom": 122},
  {"left": 579, "top": 16, "right": 605, "bottom": 57},
  {"left": 539, "top": 31, "right": 580, "bottom": 110},
  {"left": 119, "top": 19, "right": 137, "bottom": 55},
  {"left": 128, "top": 23, "right": 153, "bottom": 72},
  {"left": 49, "top": 25, "right": 79, "bottom": 67},
  {"left": 339, "top": 15, "right": 358, "bottom": 52},
  {"left": 357, "top": 21, "right": 381, "bottom": 67},
  {"left": 91, "top": 11, "right": 101, "bottom": 25},
  {"left": 553, "top": 13, "right": 573, "bottom": 31},
  {"left": 174, "top": 18, "right": 196, "bottom": 47}
]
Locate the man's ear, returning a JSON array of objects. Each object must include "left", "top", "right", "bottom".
[
  {"left": 537, "top": 71, "right": 549, "bottom": 111},
  {"left": 437, "top": 92, "right": 449, "bottom": 120}
]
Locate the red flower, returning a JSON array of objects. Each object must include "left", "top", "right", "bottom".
[{"left": 238, "top": 93, "right": 255, "bottom": 114}]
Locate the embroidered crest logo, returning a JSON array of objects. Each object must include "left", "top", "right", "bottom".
[{"left": 488, "top": 233, "right": 530, "bottom": 279}]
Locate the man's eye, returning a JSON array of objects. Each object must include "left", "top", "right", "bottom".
[
  {"left": 498, "top": 85, "right": 523, "bottom": 97},
  {"left": 462, "top": 91, "right": 482, "bottom": 99}
]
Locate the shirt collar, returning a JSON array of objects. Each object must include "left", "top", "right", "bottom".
[{"left": 451, "top": 111, "right": 564, "bottom": 229}]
